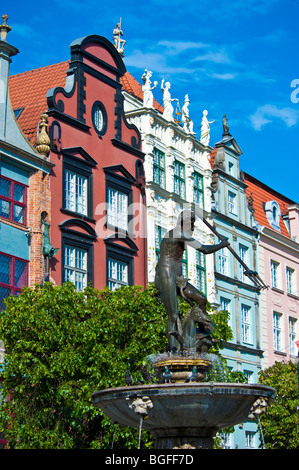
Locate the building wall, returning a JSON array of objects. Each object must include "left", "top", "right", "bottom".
[
  {"left": 260, "top": 231, "right": 299, "bottom": 368},
  {"left": 45, "top": 35, "right": 147, "bottom": 290}
]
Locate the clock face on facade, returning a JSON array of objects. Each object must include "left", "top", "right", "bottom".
[{"left": 92, "top": 101, "right": 107, "bottom": 136}]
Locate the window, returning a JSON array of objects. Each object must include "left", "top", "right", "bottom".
[
  {"left": 62, "top": 152, "right": 95, "bottom": 219},
  {"left": 155, "top": 225, "right": 167, "bottom": 263},
  {"left": 92, "top": 101, "right": 107, "bottom": 137},
  {"left": 104, "top": 166, "right": 134, "bottom": 234},
  {"left": 244, "top": 370, "right": 254, "bottom": 383},
  {"left": 221, "top": 432, "right": 232, "bottom": 449},
  {"left": 239, "top": 245, "right": 249, "bottom": 283},
  {"left": 241, "top": 304, "right": 251, "bottom": 344},
  {"left": 64, "top": 245, "right": 88, "bottom": 291},
  {"left": 228, "top": 191, "right": 236, "bottom": 214},
  {"left": 153, "top": 148, "right": 165, "bottom": 188},
  {"left": 193, "top": 172, "right": 204, "bottom": 207},
  {"left": 218, "top": 247, "right": 229, "bottom": 276},
  {"left": 61, "top": 220, "right": 96, "bottom": 290},
  {"left": 228, "top": 161, "right": 234, "bottom": 175},
  {"left": 220, "top": 297, "right": 230, "bottom": 312},
  {"left": 64, "top": 169, "right": 88, "bottom": 216},
  {"left": 108, "top": 258, "right": 128, "bottom": 290},
  {"left": 273, "top": 312, "right": 282, "bottom": 351},
  {"left": 106, "top": 242, "right": 135, "bottom": 291},
  {"left": 196, "top": 250, "right": 206, "bottom": 293},
  {"left": 173, "top": 160, "right": 185, "bottom": 199},
  {"left": 270, "top": 261, "right": 279, "bottom": 289},
  {"left": 286, "top": 267, "right": 295, "bottom": 294},
  {"left": 0, "top": 175, "right": 27, "bottom": 225},
  {"left": 245, "top": 431, "right": 256, "bottom": 449},
  {"left": 107, "top": 187, "right": 128, "bottom": 231},
  {"left": 0, "top": 252, "right": 28, "bottom": 310},
  {"left": 289, "top": 317, "right": 297, "bottom": 355}
]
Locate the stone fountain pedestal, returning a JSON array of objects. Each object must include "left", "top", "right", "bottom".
[{"left": 92, "top": 381, "right": 276, "bottom": 449}]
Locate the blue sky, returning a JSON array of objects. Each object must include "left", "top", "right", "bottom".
[{"left": 4, "top": 0, "right": 299, "bottom": 202}]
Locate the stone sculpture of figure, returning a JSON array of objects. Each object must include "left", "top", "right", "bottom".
[
  {"left": 113, "top": 20, "right": 126, "bottom": 56},
  {"left": 181, "top": 95, "right": 194, "bottom": 134},
  {"left": 222, "top": 114, "right": 231, "bottom": 136},
  {"left": 141, "top": 69, "right": 157, "bottom": 108},
  {"left": 154, "top": 210, "right": 229, "bottom": 351},
  {"left": 200, "top": 110, "right": 214, "bottom": 146},
  {"left": 161, "top": 79, "right": 178, "bottom": 121}
]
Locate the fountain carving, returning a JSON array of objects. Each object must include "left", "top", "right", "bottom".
[{"left": 92, "top": 210, "right": 276, "bottom": 449}]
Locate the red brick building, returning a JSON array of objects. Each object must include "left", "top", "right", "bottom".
[{"left": 9, "top": 35, "right": 147, "bottom": 290}]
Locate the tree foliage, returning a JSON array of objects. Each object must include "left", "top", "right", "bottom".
[
  {"left": 0, "top": 282, "right": 234, "bottom": 449},
  {"left": 258, "top": 360, "right": 299, "bottom": 449}
]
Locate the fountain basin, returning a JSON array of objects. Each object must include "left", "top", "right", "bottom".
[{"left": 92, "top": 382, "right": 276, "bottom": 449}]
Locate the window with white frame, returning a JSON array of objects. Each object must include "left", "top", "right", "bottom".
[
  {"left": 270, "top": 260, "right": 279, "bottom": 289},
  {"left": 245, "top": 431, "right": 256, "bottom": 449},
  {"left": 153, "top": 148, "right": 165, "bottom": 188},
  {"left": 64, "top": 169, "right": 88, "bottom": 216},
  {"left": 64, "top": 245, "right": 88, "bottom": 291},
  {"left": 228, "top": 191, "right": 237, "bottom": 214},
  {"left": 239, "top": 244, "right": 249, "bottom": 283},
  {"left": 193, "top": 172, "right": 204, "bottom": 208},
  {"left": 286, "top": 267, "right": 295, "bottom": 294},
  {"left": 108, "top": 258, "right": 128, "bottom": 291},
  {"left": 155, "top": 225, "right": 167, "bottom": 263},
  {"left": 173, "top": 160, "right": 185, "bottom": 199},
  {"left": 241, "top": 304, "right": 252, "bottom": 344},
  {"left": 107, "top": 187, "right": 128, "bottom": 231},
  {"left": 289, "top": 317, "right": 297, "bottom": 356},
  {"left": 244, "top": 370, "right": 254, "bottom": 383},
  {"left": 221, "top": 432, "right": 233, "bottom": 449},
  {"left": 218, "top": 247, "right": 229, "bottom": 276},
  {"left": 273, "top": 312, "right": 282, "bottom": 351},
  {"left": 196, "top": 250, "right": 206, "bottom": 294}
]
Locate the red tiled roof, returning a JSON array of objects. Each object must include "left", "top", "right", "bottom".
[
  {"left": 8, "top": 61, "right": 163, "bottom": 145},
  {"left": 9, "top": 61, "right": 70, "bottom": 144},
  {"left": 209, "top": 147, "right": 216, "bottom": 168},
  {"left": 244, "top": 172, "right": 295, "bottom": 238}
]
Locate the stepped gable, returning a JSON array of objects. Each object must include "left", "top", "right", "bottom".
[
  {"left": 9, "top": 62, "right": 163, "bottom": 146},
  {"left": 244, "top": 172, "right": 295, "bottom": 238}
]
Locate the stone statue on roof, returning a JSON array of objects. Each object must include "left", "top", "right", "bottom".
[
  {"left": 200, "top": 110, "right": 214, "bottom": 146},
  {"left": 113, "top": 19, "right": 126, "bottom": 57},
  {"left": 161, "top": 79, "right": 178, "bottom": 121},
  {"left": 181, "top": 94, "right": 194, "bottom": 134},
  {"left": 222, "top": 114, "right": 231, "bottom": 137},
  {"left": 142, "top": 69, "right": 158, "bottom": 108}
]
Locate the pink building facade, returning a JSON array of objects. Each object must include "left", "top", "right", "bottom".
[{"left": 245, "top": 174, "right": 299, "bottom": 368}]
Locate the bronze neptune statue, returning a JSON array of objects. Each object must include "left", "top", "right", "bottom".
[{"left": 155, "top": 210, "right": 229, "bottom": 352}]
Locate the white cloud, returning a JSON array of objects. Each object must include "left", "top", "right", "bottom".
[{"left": 249, "top": 104, "right": 299, "bottom": 130}]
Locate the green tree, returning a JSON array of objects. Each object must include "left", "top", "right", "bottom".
[
  {"left": 0, "top": 282, "right": 233, "bottom": 449},
  {"left": 258, "top": 360, "right": 299, "bottom": 449}
]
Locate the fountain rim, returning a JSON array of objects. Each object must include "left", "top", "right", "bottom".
[{"left": 92, "top": 381, "right": 276, "bottom": 404}]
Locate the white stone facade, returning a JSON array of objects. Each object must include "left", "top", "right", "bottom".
[{"left": 123, "top": 86, "right": 219, "bottom": 306}]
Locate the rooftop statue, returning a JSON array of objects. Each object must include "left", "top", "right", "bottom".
[
  {"left": 142, "top": 69, "right": 158, "bottom": 108},
  {"left": 200, "top": 110, "right": 214, "bottom": 146},
  {"left": 154, "top": 209, "right": 229, "bottom": 352},
  {"left": 181, "top": 95, "right": 194, "bottom": 134},
  {"left": 161, "top": 79, "right": 178, "bottom": 121},
  {"left": 222, "top": 114, "right": 231, "bottom": 137},
  {"left": 113, "top": 19, "right": 126, "bottom": 56}
]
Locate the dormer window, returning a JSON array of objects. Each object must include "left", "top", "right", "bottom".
[{"left": 265, "top": 200, "right": 281, "bottom": 231}]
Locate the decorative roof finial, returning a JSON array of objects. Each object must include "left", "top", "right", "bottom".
[
  {"left": 35, "top": 113, "right": 51, "bottom": 157},
  {"left": 113, "top": 18, "right": 126, "bottom": 57},
  {"left": 0, "top": 14, "right": 11, "bottom": 42}
]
